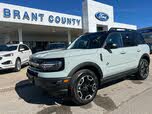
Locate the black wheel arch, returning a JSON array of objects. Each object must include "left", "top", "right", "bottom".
[
  {"left": 140, "top": 53, "right": 150, "bottom": 65},
  {"left": 68, "top": 62, "right": 103, "bottom": 86},
  {"left": 16, "top": 57, "right": 21, "bottom": 63}
]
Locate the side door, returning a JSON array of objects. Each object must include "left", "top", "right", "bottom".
[
  {"left": 102, "top": 32, "right": 126, "bottom": 77},
  {"left": 18, "top": 44, "right": 30, "bottom": 63},
  {"left": 120, "top": 32, "right": 139, "bottom": 70}
]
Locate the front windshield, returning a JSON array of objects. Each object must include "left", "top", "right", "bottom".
[
  {"left": 0, "top": 45, "right": 17, "bottom": 51},
  {"left": 47, "top": 44, "right": 66, "bottom": 50},
  {"left": 68, "top": 32, "right": 107, "bottom": 49}
]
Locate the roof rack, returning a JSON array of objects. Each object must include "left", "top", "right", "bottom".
[{"left": 109, "top": 28, "right": 135, "bottom": 32}]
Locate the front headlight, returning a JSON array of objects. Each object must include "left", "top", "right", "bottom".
[
  {"left": 40, "top": 59, "right": 64, "bottom": 72},
  {"left": 3, "top": 53, "right": 14, "bottom": 57}
]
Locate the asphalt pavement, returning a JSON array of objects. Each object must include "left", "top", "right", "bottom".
[{"left": 0, "top": 58, "right": 152, "bottom": 114}]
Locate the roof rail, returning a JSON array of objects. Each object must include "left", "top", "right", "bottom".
[{"left": 109, "top": 28, "right": 135, "bottom": 32}]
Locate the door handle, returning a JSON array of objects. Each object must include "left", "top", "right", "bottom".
[
  {"left": 120, "top": 51, "right": 126, "bottom": 54},
  {"left": 100, "top": 54, "right": 103, "bottom": 61},
  {"left": 137, "top": 50, "right": 141, "bottom": 52}
]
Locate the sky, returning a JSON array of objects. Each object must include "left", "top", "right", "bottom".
[{"left": 0, "top": 0, "right": 152, "bottom": 28}]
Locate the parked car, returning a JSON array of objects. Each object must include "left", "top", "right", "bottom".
[
  {"left": 46, "top": 43, "right": 67, "bottom": 50},
  {"left": 27, "top": 28, "right": 150, "bottom": 105},
  {"left": 0, "top": 44, "right": 32, "bottom": 71}
]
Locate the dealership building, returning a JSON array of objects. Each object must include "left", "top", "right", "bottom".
[{"left": 0, "top": 0, "right": 137, "bottom": 50}]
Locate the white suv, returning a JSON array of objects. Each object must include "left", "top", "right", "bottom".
[
  {"left": 0, "top": 44, "right": 32, "bottom": 71},
  {"left": 27, "top": 28, "right": 150, "bottom": 105}
]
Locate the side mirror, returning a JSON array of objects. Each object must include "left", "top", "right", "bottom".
[
  {"left": 19, "top": 48, "right": 25, "bottom": 52},
  {"left": 105, "top": 42, "right": 118, "bottom": 49}
]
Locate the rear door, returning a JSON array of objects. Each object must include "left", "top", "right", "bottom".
[
  {"left": 134, "top": 32, "right": 148, "bottom": 63},
  {"left": 19, "top": 44, "right": 31, "bottom": 63},
  {"left": 120, "top": 32, "right": 139, "bottom": 70}
]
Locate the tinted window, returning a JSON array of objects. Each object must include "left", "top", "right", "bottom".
[
  {"left": 139, "top": 29, "right": 152, "bottom": 33},
  {"left": 106, "top": 32, "right": 123, "bottom": 48},
  {"left": 19, "top": 45, "right": 29, "bottom": 51},
  {"left": 0, "top": 45, "right": 17, "bottom": 51},
  {"left": 121, "top": 32, "right": 136, "bottom": 47},
  {"left": 134, "top": 32, "right": 145, "bottom": 44},
  {"left": 47, "top": 43, "right": 66, "bottom": 50},
  {"left": 69, "top": 32, "right": 107, "bottom": 49}
]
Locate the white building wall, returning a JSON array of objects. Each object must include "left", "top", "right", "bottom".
[
  {"left": 82, "top": 0, "right": 137, "bottom": 33},
  {"left": 0, "top": 3, "right": 82, "bottom": 29},
  {"left": 0, "top": 1, "right": 137, "bottom": 45},
  {"left": 83, "top": 0, "right": 114, "bottom": 33}
]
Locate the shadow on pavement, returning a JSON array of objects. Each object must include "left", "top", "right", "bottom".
[
  {"left": 37, "top": 106, "right": 73, "bottom": 114},
  {"left": 15, "top": 80, "right": 58, "bottom": 105},
  {"left": 93, "top": 94, "right": 117, "bottom": 111},
  {"left": 0, "top": 65, "right": 27, "bottom": 75},
  {"left": 15, "top": 75, "right": 143, "bottom": 113},
  {"left": 127, "top": 75, "right": 144, "bottom": 85},
  {"left": 0, "top": 69, "right": 15, "bottom": 75},
  {"left": 15, "top": 78, "right": 123, "bottom": 105}
]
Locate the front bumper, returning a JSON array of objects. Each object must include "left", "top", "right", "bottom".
[
  {"left": 0, "top": 57, "right": 15, "bottom": 70},
  {"left": 0, "top": 62, "right": 15, "bottom": 70},
  {"left": 27, "top": 68, "right": 71, "bottom": 95}
]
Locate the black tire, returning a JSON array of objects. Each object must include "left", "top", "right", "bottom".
[
  {"left": 135, "top": 59, "right": 149, "bottom": 80},
  {"left": 14, "top": 58, "right": 21, "bottom": 72},
  {"left": 69, "top": 69, "right": 98, "bottom": 105}
]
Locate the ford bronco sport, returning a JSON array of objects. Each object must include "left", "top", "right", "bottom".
[{"left": 27, "top": 28, "right": 150, "bottom": 105}]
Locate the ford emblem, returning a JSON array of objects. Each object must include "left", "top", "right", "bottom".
[{"left": 95, "top": 12, "right": 109, "bottom": 21}]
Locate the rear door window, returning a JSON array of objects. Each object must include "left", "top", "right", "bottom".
[
  {"left": 134, "top": 32, "right": 145, "bottom": 45},
  {"left": 121, "top": 32, "right": 137, "bottom": 47}
]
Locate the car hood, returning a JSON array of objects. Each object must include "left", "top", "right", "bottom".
[
  {"left": 0, "top": 51, "right": 15, "bottom": 56},
  {"left": 32, "top": 49, "right": 97, "bottom": 59}
]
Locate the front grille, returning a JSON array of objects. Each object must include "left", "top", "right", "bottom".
[{"left": 29, "top": 58, "right": 64, "bottom": 72}]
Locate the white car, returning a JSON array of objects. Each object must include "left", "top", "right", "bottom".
[
  {"left": 27, "top": 28, "right": 150, "bottom": 105},
  {"left": 0, "top": 44, "right": 32, "bottom": 71}
]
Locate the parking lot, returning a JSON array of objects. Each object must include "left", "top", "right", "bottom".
[{"left": 0, "top": 57, "right": 152, "bottom": 114}]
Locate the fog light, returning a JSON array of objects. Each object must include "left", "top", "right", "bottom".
[{"left": 63, "top": 79, "right": 70, "bottom": 83}]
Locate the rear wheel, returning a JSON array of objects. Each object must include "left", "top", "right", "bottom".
[
  {"left": 14, "top": 59, "right": 21, "bottom": 72},
  {"left": 135, "top": 59, "right": 149, "bottom": 80},
  {"left": 69, "top": 69, "right": 98, "bottom": 105}
]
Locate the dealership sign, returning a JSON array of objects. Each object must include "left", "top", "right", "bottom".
[
  {"left": 0, "top": 3, "right": 82, "bottom": 29},
  {"left": 95, "top": 12, "right": 109, "bottom": 21}
]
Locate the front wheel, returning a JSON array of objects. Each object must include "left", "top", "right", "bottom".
[
  {"left": 14, "top": 59, "right": 21, "bottom": 72},
  {"left": 135, "top": 59, "right": 149, "bottom": 80},
  {"left": 69, "top": 69, "right": 98, "bottom": 105}
]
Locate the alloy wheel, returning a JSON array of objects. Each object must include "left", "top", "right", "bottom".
[
  {"left": 140, "top": 59, "right": 149, "bottom": 78},
  {"left": 77, "top": 75, "right": 97, "bottom": 101}
]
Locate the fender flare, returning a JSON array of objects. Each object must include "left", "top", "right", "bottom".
[
  {"left": 68, "top": 62, "right": 103, "bottom": 80},
  {"left": 140, "top": 53, "right": 150, "bottom": 64}
]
